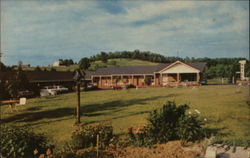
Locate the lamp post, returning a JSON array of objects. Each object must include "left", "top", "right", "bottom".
[{"left": 73, "top": 69, "right": 85, "bottom": 124}]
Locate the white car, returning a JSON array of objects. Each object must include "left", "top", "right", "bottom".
[
  {"left": 41, "top": 86, "right": 57, "bottom": 96},
  {"left": 54, "top": 85, "right": 69, "bottom": 93}
]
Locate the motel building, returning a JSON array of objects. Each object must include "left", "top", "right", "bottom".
[{"left": 86, "top": 61, "right": 206, "bottom": 89}]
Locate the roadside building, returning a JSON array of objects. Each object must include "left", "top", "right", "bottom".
[
  {"left": 86, "top": 61, "right": 206, "bottom": 88},
  {"left": 52, "top": 61, "right": 61, "bottom": 67}
]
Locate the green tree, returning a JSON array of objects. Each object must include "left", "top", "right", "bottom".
[
  {"left": 34, "top": 66, "right": 42, "bottom": 71},
  {"left": 6, "top": 68, "right": 29, "bottom": 99},
  {"left": 0, "top": 61, "right": 7, "bottom": 72},
  {"left": 79, "top": 57, "right": 91, "bottom": 70},
  {"left": 50, "top": 67, "right": 57, "bottom": 72},
  {"left": 100, "top": 52, "right": 108, "bottom": 63}
]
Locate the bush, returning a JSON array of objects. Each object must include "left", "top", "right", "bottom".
[
  {"left": 178, "top": 114, "right": 205, "bottom": 142},
  {"left": 71, "top": 123, "right": 113, "bottom": 150},
  {"left": 127, "top": 101, "right": 207, "bottom": 146},
  {"left": 0, "top": 125, "right": 49, "bottom": 158},
  {"left": 148, "top": 101, "right": 206, "bottom": 143},
  {"left": 127, "top": 126, "right": 152, "bottom": 147}
]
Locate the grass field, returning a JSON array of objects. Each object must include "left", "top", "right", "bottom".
[{"left": 1, "top": 85, "right": 249, "bottom": 150}]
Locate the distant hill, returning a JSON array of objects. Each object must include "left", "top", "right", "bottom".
[
  {"left": 20, "top": 58, "right": 159, "bottom": 72},
  {"left": 88, "top": 58, "right": 158, "bottom": 71}
]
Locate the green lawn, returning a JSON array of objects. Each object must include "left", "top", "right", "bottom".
[{"left": 1, "top": 85, "right": 249, "bottom": 149}]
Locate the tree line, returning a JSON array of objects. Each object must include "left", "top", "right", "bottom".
[
  {"left": 59, "top": 59, "right": 75, "bottom": 66},
  {"left": 87, "top": 50, "right": 247, "bottom": 67}
]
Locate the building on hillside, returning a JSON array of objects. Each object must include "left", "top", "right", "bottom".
[
  {"left": 85, "top": 60, "right": 206, "bottom": 89},
  {"left": 52, "top": 61, "right": 61, "bottom": 67},
  {"left": 21, "top": 64, "right": 30, "bottom": 68}
]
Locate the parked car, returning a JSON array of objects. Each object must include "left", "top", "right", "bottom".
[
  {"left": 54, "top": 85, "right": 69, "bottom": 93},
  {"left": 86, "top": 84, "right": 98, "bottom": 91},
  {"left": 18, "top": 90, "right": 34, "bottom": 98},
  {"left": 41, "top": 86, "right": 57, "bottom": 96},
  {"left": 200, "top": 80, "right": 207, "bottom": 85},
  {"left": 40, "top": 89, "right": 50, "bottom": 97}
]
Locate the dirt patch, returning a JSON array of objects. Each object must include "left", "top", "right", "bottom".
[
  {"left": 62, "top": 141, "right": 203, "bottom": 158},
  {"left": 109, "top": 141, "right": 203, "bottom": 158}
]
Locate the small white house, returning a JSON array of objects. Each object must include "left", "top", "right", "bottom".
[{"left": 52, "top": 61, "right": 60, "bottom": 67}]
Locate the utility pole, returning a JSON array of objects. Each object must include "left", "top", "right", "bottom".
[
  {"left": 76, "top": 81, "right": 81, "bottom": 124},
  {"left": 73, "top": 69, "right": 85, "bottom": 124}
]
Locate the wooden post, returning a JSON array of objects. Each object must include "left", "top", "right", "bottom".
[
  {"left": 91, "top": 76, "right": 94, "bottom": 84},
  {"left": 76, "top": 83, "right": 81, "bottom": 124},
  {"left": 96, "top": 134, "right": 99, "bottom": 158},
  {"left": 132, "top": 75, "right": 134, "bottom": 85}
]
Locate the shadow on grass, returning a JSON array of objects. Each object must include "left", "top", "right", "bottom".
[
  {"left": 25, "top": 106, "right": 43, "bottom": 111},
  {"left": 81, "top": 94, "right": 177, "bottom": 115},
  {"left": 205, "top": 126, "right": 231, "bottom": 137},
  {"left": 1, "top": 93, "right": 178, "bottom": 124},
  {"left": 1, "top": 107, "right": 75, "bottom": 123},
  {"left": 84, "top": 110, "right": 152, "bottom": 125}
]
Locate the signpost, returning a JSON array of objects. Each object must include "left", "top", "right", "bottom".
[
  {"left": 239, "top": 60, "right": 246, "bottom": 80},
  {"left": 73, "top": 69, "right": 85, "bottom": 124}
]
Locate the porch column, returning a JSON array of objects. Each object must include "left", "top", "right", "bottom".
[
  {"left": 196, "top": 72, "right": 200, "bottom": 83},
  {"left": 177, "top": 73, "right": 180, "bottom": 83},
  {"left": 91, "top": 76, "right": 93, "bottom": 84},
  {"left": 111, "top": 75, "right": 113, "bottom": 86},
  {"left": 132, "top": 75, "right": 134, "bottom": 85},
  {"left": 144, "top": 74, "right": 146, "bottom": 86},
  {"left": 166, "top": 74, "right": 168, "bottom": 85},
  {"left": 99, "top": 76, "right": 102, "bottom": 87},
  {"left": 154, "top": 73, "right": 156, "bottom": 86},
  {"left": 160, "top": 73, "right": 163, "bottom": 86},
  {"left": 121, "top": 75, "right": 123, "bottom": 84}
]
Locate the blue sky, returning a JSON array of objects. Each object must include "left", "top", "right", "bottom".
[{"left": 1, "top": 0, "right": 249, "bottom": 66}]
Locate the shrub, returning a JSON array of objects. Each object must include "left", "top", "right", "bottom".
[
  {"left": 127, "top": 101, "right": 207, "bottom": 146},
  {"left": 0, "top": 125, "right": 49, "bottom": 158},
  {"left": 71, "top": 123, "right": 113, "bottom": 150},
  {"left": 148, "top": 101, "right": 206, "bottom": 143},
  {"left": 127, "top": 125, "right": 152, "bottom": 147},
  {"left": 147, "top": 101, "right": 190, "bottom": 143},
  {"left": 178, "top": 114, "right": 205, "bottom": 142}
]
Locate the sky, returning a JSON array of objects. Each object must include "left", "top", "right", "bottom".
[{"left": 1, "top": 0, "right": 249, "bottom": 66}]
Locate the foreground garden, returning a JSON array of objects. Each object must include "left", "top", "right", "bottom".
[{"left": 0, "top": 85, "right": 249, "bottom": 157}]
